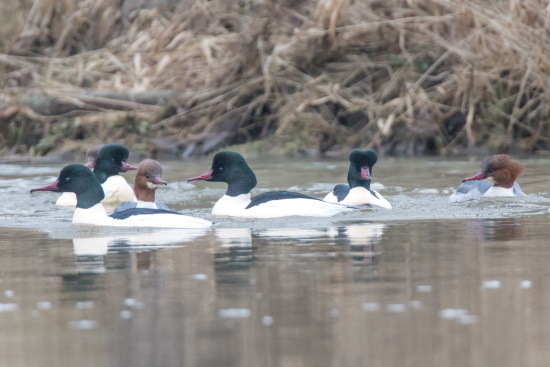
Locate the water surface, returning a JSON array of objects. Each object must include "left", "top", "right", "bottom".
[{"left": 1, "top": 156, "right": 550, "bottom": 366}]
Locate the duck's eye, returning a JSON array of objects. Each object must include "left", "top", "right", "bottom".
[
  {"left": 219, "top": 166, "right": 224, "bottom": 171},
  {"left": 145, "top": 174, "right": 150, "bottom": 179},
  {"left": 65, "top": 177, "right": 71, "bottom": 181}
]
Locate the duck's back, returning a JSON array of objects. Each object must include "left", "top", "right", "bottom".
[
  {"left": 114, "top": 200, "right": 170, "bottom": 213},
  {"left": 324, "top": 185, "right": 392, "bottom": 208},
  {"left": 109, "top": 208, "right": 212, "bottom": 228},
  {"left": 324, "top": 185, "right": 350, "bottom": 203},
  {"left": 73, "top": 204, "right": 211, "bottom": 228},
  {"left": 245, "top": 191, "right": 352, "bottom": 218}
]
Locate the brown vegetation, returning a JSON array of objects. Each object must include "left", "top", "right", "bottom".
[{"left": 0, "top": 0, "right": 549, "bottom": 157}]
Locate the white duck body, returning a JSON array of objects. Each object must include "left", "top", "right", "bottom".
[
  {"left": 56, "top": 192, "right": 77, "bottom": 206},
  {"left": 101, "top": 175, "right": 137, "bottom": 203},
  {"left": 188, "top": 151, "right": 354, "bottom": 219},
  {"left": 324, "top": 186, "right": 392, "bottom": 209},
  {"left": 73, "top": 204, "right": 212, "bottom": 228},
  {"left": 211, "top": 193, "right": 351, "bottom": 218},
  {"left": 485, "top": 186, "right": 517, "bottom": 197}
]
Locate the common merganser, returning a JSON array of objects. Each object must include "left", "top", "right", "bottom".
[
  {"left": 56, "top": 144, "right": 104, "bottom": 207},
  {"left": 449, "top": 154, "right": 526, "bottom": 202},
  {"left": 114, "top": 159, "right": 170, "bottom": 212},
  {"left": 31, "top": 164, "right": 212, "bottom": 228},
  {"left": 187, "top": 151, "right": 352, "bottom": 218},
  {"left": 323, "top": 149, "right": 392, "bottom": 209},
  {"left": 92, "top": 145, "right": 138, "bottom": 205}
]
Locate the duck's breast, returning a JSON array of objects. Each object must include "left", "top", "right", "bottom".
[
  {"left": 339, "top": 187, "right": 392, "bottom": 209},
  {"left": 101, "top": 176, "right": 137, "bottom": 203},
  {"left": 211, "top": 194, "right": 251, "bottom": 217},
  {"left": 484, "top": 186, "right": 516, "bottom": 198}
]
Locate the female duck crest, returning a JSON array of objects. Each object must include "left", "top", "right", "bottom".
[{"left": 463, "top": 154, "right": 524, "bottom": 189}]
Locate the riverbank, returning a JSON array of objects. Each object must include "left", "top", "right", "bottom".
[{"left": 1, "top": 0, "right": 549, "bottom": 158}]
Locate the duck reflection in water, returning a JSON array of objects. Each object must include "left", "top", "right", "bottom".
[
  {"left": 344, "top": 224, "right": 386, "bottom": 263},
  {"left": 466, "top": 218, "right": 526, "bottom": 242},
  {"left": 71, "top": 228, "right": 210, "bottom": 273},
  {"left": 253, "top": 223, "right": 387, "bottom": 264},
  {"left": 214, "top": 228, "right": 254, "bottom": 267}
]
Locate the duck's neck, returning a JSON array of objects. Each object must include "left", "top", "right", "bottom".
[
  {"left": 93, "top": 170, "right": 110, "bottom": 184},
  {"left": 348, "top": 169, "right": 370, "bottom": 190},
  {"left": 135, "top": 185, "right": 155, "bottom": 202},
  {"left": 73, "top": 204, "right": 108, "bottom": 225},
  {"left": 93, "top": 158, "right": 118, "bottom": 184},
  {"left": 226, "top": 172, "right": 257, "bottom": 197},
  {"left": 76, "top": 184, "right": 106, "bottom": 209},
  {"left": 493, "top": 175, "right": 515, "bottom": 189}
]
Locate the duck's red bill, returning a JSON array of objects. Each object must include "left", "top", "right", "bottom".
[
  {"left": 31, "top": 180, "right": 60, "bottom": 193},
  {"left": 85, "top": 160, "right": 95, "bottom": 168},
  {"left": 153, "top": 176, "right": 168, "bottom": 185},
  {"left": 462, "top": 172, "right": 487, "bottom": 182},
  {"left": 121, "top": 161, "right": 137, "bottom": 171},
  {"left": 360, "top": 166, "right": 371, "bottom": 180},
  {"left": 188, "top": 169, "right": 213, "bottom": 182}
]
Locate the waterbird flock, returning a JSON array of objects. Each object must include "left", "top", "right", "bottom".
[{"left": 30, "top": 144, "right": 527, "bottom": 228}]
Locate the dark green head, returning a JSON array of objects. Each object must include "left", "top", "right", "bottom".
[
  {"left": 93, "top": 145, "right": 137, "bottom": 183},
  {"left": 31, "top": 164, "right": 105, "bottom": 209},
  {"left": 347, "top": 149, "right": 378, "bottom": 189},
  {"left": 188, "top": 151, "right": 257, "bottom": 196}
]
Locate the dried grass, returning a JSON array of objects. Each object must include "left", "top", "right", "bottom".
[{"left": 0, "top": 0, "right": 549, "bottom": 156}]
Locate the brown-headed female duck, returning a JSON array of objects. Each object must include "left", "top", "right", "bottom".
[
  {"left": 449, "top": 154, "right": 526, "bottom": 202},
  {"left": 114, "top": 159, "right": 170, "bottom": 212}
]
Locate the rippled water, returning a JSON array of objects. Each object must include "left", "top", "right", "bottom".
[{"left": 1, "top": 156, "right": 550, "bottom": 366}]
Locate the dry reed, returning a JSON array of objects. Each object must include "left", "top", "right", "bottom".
[{"left": 0, "top": 0, "right": 549, "bottom": 157}]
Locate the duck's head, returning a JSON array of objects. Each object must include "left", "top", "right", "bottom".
[
  {"left": 136, "top": 159, "right": 167, "bottom": 189},
  {"left": 133, "top": 159, "right": 166, "bottom": 202},
  {"left": 93, "top": 145, "right": 137, "bottom": 183},
  {"left": 348, "top": 149, "right": 378, "bottom": 189},
  {"left": 188, "top": 151, "right": 257, "bottom": 196},
  {"left": 462, "top": 154, "right": 524, "bottom": 189},
  {"left": 31, "top": 164, "right": 105, "bottom": 208}
]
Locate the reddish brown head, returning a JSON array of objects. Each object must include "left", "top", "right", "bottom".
[
  {"left": 134, "top": 159, "right": 167, "bottom": 202},
  {"left": 462, "top": 154, "right": 524, "bottom": 188}
]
